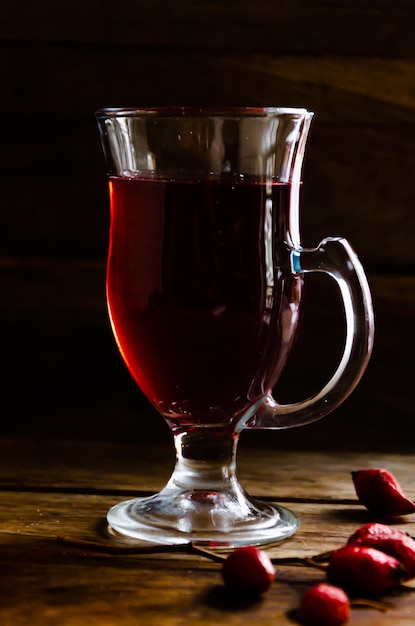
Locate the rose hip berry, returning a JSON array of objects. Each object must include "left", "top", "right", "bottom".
[
  {"left": 299, "top": 583, "right": 350, "bottom": 626},
  {"left": 347, "top": 523, "right": 415, "bottom": 580},
  {"left": 347, "top": 522, "right": 409, "bottom": 544},
  {"left": 327, "top": 545, "right": 406, "bottom": 596},
  {"left": 352, "top": 468, "right": 415, "bottom": 517},
  {"left": 221, "top": 546, "right": 276, "bottom": 595}
]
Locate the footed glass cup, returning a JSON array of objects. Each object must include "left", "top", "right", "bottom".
[{"left": 96, "top": 107, "right": 374, "bottom": 547}]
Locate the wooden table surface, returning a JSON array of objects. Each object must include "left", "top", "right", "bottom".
[{"left": 1, "top": 438, "right": 415, "bottom": 625}]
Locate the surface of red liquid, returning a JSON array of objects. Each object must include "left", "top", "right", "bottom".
[{"left": 107, "top": 175, "right": 302, "bottom": 428}]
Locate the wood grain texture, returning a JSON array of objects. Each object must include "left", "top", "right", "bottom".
[
  {"left": 2, "top": 0, "right": 415, "bottom": 616},
  {"left": 1, "top": 1, "right": 414, "bottom": 451},
  {"left": 1, "top": 120, "right": 414, "bottom": 266},
  {"left": 1, "top": 440, "right": 415, "bottom": 502},
  {"left": 1, "top": 43, "right": 414, "bottom": 264},
  {"left": 2, "top": 261, "right": 414, "bottom": 448},
  {"left": 2, "top": 46, "right": 415, "bottom": 123},
  {"left": 1, "top": 441, "right": 415, "bottom": 625},
  {"left": 1, "top": 0, "right": 414, "bottom": 56}
]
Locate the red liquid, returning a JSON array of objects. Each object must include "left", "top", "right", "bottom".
[{"left": 107, "top": 176, "right": 302, "bottom": 428}]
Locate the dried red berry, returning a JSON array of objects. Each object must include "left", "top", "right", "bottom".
[
  {"left": 221, "top": 546, "right": 276, "bottom": 595},
  {"left": 352, "top": 468, "right": 415, "bottom": 517},
  {"left": 347, "top": 524, "right": 415, "bottom": 580},
  {"left": 299, "top": 583, "right": 350, "bottom": 626},
  {"left": 327, "top": 545, "right": 406, "bottom": 596},
  {"left": 347, "top": 522, "right": 409, "bottom": 544}
]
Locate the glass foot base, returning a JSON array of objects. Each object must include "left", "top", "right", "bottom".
[{"left": 107, "top": 491, "right": 299, "bottom": 548}]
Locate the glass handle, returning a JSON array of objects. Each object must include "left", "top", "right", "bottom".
[{"left": 247, "top": 237, "right": 375, "bottom": 429}]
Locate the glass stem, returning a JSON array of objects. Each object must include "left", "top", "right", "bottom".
[{"left": 167, "top": 428, "right": 240, "bottom": 494}]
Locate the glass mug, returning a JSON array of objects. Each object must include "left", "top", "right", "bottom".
[{"left": 96, "top": 107, "right": 374, "bottom": 547}]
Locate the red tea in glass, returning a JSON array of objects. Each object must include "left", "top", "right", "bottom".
[
  {"left": 96, "top": 107, "right": 374, "bottom": 546},
  {"left": 107, "top": 175, "right": 300, "bottom": 430}
]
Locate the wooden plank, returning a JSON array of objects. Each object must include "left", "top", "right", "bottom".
[
  {"left": 1, "top": 121, "right": 415, "bottom": 265},
  {"left": 2, "top": 443, "right": 415, "bottom": 624},
  {"left": 1, "top": 0, "right": 414, "bottom": 56},
  {"left": 302, "top": 123, "right": 415, "bottom": 270},
  {"left": 0, "top": 488, "right": 411, "bottom": 559},
  {"left": 1, "top": 268, "right": 414, "bottom": 447},
  {"left": 0, "top": 440, "right": 415, "bottom": 504},
  {"left": 1, "top": 46, "right": 415, "bottom": 123},
  {"left": 1, "top": 532, "right": 415, "bottom": 626},
  {"left": 0, "top": 258, "right": 106, "bottom": 313},
  {"left": 0, "top": 534, "right": 345, "bottom": 626},
  {"left": 1, "top": 44, "right": 414, "bottom": 264}
]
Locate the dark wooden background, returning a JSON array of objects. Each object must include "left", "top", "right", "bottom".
[{"left": 1, "top": 0, "right": 414, "bottom": 451}]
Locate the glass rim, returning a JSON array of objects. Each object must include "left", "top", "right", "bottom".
[{"left": 95, "top": 106, "right": 314, "bottom": 120}]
